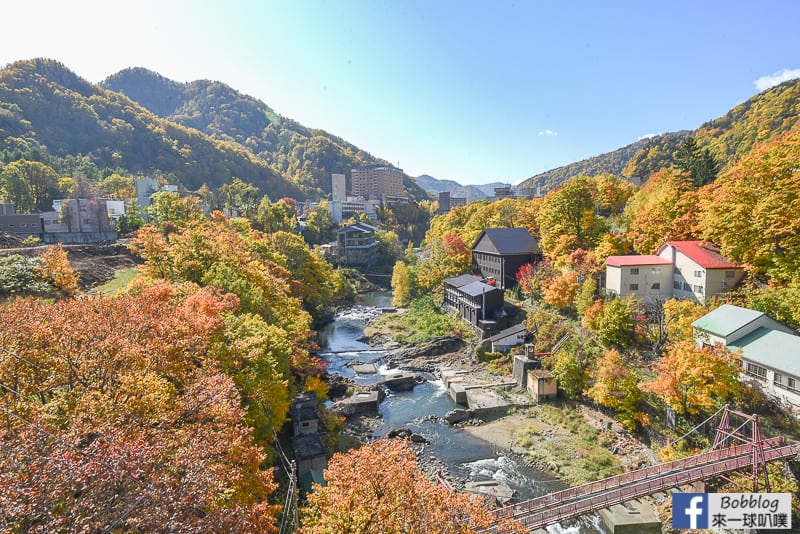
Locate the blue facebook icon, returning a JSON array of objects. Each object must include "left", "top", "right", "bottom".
[{"left": 673, "top": 493, "right": 708, "bottom": 529}]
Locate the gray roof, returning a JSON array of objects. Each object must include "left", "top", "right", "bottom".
[
  {"left": 293, "top": 434, "right": 327, "bottom": 460},
  {"left": 487, "top": 323, "right": 525, "bottom": 342},
  {"left": 691, "top": 304, "right": 764, "bottom": 338},
  {"left": 460, "top": 280, "right": 502, "bottom": 297},
  {"left": 728, "top": 327, "right": 800, "bottom": 377},
  {"left": 472, "top": 228, "right": 541, "bottom": 255},
  {"left": 444, "top": 274, "right": 481, "bottom": 288}
]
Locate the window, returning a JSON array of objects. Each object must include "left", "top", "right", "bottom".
[
  {"left": 774, "top": 373, "right": 783, "bottom": 385},
  {"left": 683, "top": 282, "right": 692, "bottom": 291},
  {"left": 694, "top": 285, "right": 704, "bottom": 294},
  {"left": 694, "top": 270, "right": 703, "bottom": 278},
  {"left": 674, "top": 280, "right": 681, "bottom": 289},
  {"left": 747, "top": 363, "right": 767, "bottom": 380},
  {"left": 652, "top": 267, "right": 661, "bottom": 274},
  {"left": 651, "top": 283, "right": 660, "bottom": 290},
  {"left": 789, "top": 378, "right": 797, "bottom": 391},
  {"left": 630, "top": 268, "right": 639, "bottom": 275},
  {"left": 725, "top": 270, "right": 736, "bottom": 279},
  {"left": 629, "top": 283, "right": 639, "bottom": 290}
]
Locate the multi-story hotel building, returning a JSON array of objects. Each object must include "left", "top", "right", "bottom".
[{"left": 351, "top": 163, "right": 406, "bottom": 203}]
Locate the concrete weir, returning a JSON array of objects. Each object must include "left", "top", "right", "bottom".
[
  {"left": 440, "top": 368, "right": 518, "bottom": 416},
  {"left": 598, "top": 499, "right": 661, "bottom": 533}
]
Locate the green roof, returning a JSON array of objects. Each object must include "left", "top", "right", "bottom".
[
  {"left": 728, "top": 327, "right": 800, "bottom": 377},
  {"left": 692, "top": 304, "right": 764, "bottom": 338},
  {"left": 299, "top": 469, "right": 326, "bottom": 493}
]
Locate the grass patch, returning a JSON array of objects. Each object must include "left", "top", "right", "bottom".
[
  {"left": 516, "top": 402, "right": 622, "bottom": 484},
  {"left": 372, "top": 295, "right": 476, "bottom": 345},
  {"left": 94, "top": 267, "right": 138, "bottom": 294}
]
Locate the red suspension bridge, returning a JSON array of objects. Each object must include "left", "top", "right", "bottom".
[{"left": 477, "top": 405, "right": 800, "bottom": 532}]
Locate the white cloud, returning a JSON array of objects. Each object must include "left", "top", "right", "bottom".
[
  {"left": 538, "top": 129, "right": 558, "bottom": 137},
  {"left": 637, "top": 132, "right": 661, "bottom": 141},
  {"left": 754, "top": 68, "right": 800, "bottom": 91}
]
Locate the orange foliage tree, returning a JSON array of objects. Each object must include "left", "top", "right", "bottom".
[
  {"left": 643, "top": 341, "right": 741, "bottom": 417},
  {"left": 542, "top": 271, "right": 579, "bottom": 310},
  {"left": 0, "top": 285, "right": 280, "bottom": 531},
  {"left": 38, "top": 243, "right": 80, "bottom": 296},
  {"left": 300, "top": 438, "right": 521, "bottom": 533}
]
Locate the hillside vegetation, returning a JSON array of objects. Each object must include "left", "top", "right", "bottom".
[{"left": 519, "top": 78, "right": 800, "bottom": 192}]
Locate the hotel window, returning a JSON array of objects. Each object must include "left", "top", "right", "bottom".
[
  {"left": 651, "top": 283, "right": 660, "bottom": 290},
  {"left": 694, "top": 270, "right": 703, "bottom": 277},
  {"left": 683, "top": 282, "right": 692, "bottom": 291},
  {"left": 651, "top": 267, "right": 661, "bottom": 274},
  {"left": 774, "top": 373, "right": 783, "bottom": 385},
  {"left": 725, "top": 271, "right": 736, "bottom": 279},
  {"left": 788, "top": 377, "right": 797, "bottom": 391},
  {"left": 694, "top": 285, "right": 704, "bottom": 294},
  {"left": 747, "top": 363, "right": 767, "bottom": 380},
  {"left": 673, "top": 280, "right": 681, "bottom": 289},
  {"left": 629, "top": 283, "right": 639, "bottom": 291},
  {"left": 629, "top": 268, "right": 639, "bottom": 275}
]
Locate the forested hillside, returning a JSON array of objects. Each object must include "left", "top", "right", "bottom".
[
  {"left": 0, "top": 59, "right": 301, "bottom": 198},
  {"left": 103, "top": 67, "right": 430, "bottom": 201},
  {"left": 519, "top": 78, "right": 800, "bottom": 192},
  {"left": 0, "top": 59, "right": 429, "bottom": 202}
]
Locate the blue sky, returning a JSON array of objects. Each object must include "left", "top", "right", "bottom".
[{"left": 2, "top": 1, "right": 799, "bottom": 185}]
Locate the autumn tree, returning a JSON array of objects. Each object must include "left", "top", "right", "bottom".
[
  {"left": 0, "top": 159, "right": 61, "bottom": 212},
  {"left": 624, "top": 168, "right": 700, "bottom": 254},
  {"left": 643, "top": 341, "right": 740, "bottom": 417},
  {"left": 698, "top": 128, "right": 800, "bottom": 284},
  {"left": 38, "top": 243, "right": 79, "bottom": 296},
  {"left": 0, "top": 286, "right": 281, "bottom": 531},
  {"left": 587, "top": 349, "right": 648, "bottom": 431},
  {"left": 391, "top": 260, "right": 413, "bottom": 307},
  {"left": 541, "top": 271, "right": 579, "bottom": 310},
  {"left": 536, "top": 176, "right": 605, "bottom": 259},
  {"left": 300, "top": 439, "right": 517, "bottom": 533},
  {"left": 146, "top": 190, "right": 203, "bottom": 229}
]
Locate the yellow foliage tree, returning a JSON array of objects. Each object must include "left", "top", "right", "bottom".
[{"left": 38, "top": 243, "right": 79, "bottom": 296}]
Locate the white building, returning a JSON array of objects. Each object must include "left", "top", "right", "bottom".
[
  {"left": 605, "top": 241, "right": 745, "bottom": 303},
  {"left": 693, "top": 304, "right": 800, "bottom": 408},
  {"left": 332, "top": 173, "right": 346, "bottom": 202}
]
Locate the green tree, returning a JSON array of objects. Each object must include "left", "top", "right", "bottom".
[
  {"left": 146, "top": 191, "right": 202, "bottom": 228},
  {"left": 303, "top": 201, "right": 337, "bottom": 246},
  {"left": 596, "top": 297, "right": 636, "bottom": 349},
  {"left": 674, "top": 136, "right": 720, "bottom": 187}
]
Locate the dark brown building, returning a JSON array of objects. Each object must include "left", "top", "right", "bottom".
[
  {"left": 471, "top": 228, "right": 542, "bottom": 290},
  {"left": 443, "top": 274, "right": 505, "bottom": 330}
]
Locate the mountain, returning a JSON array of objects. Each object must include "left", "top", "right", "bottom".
[
  {"left": 519, "top": 78, "right": 800, "bottom": 192},
  {"left": 518, "top": 132, "right": 689, "bottom": 192},
  {"left": 0, "top": 59, "right": 301, "bottom": 198},
  {"left": 102, "top": 67, "right": 429, "bottom": 202},
  {"left": 414, "top": 174, "right": 488, "bottom": 201},
  {"left": 0, "top": 59, "right": 429, "bottom": 202}
]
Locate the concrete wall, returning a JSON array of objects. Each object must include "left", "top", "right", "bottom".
[
  {"left": 42, "top": 231, "right": 118, "bottom": 244},
  {"left": 606, "top": 264, "right": 673, "bottom": 299},
  {"left": 705, "top": 268, "right": 746, "bottom": 300}
]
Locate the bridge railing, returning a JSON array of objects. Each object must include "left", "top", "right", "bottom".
[
  {"left": 493, "top": 436, "right": 785, "bottom": 520},
  {"left": 507, "top": 442, "right": 800, "bottom": 532}
]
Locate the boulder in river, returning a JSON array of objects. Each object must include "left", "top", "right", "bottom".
[
  {"left": 382, "top": 372, "right": 419, "bottom": 391},
  {"left": 444, "top": 409, "right": 474, "bottom": 425}
]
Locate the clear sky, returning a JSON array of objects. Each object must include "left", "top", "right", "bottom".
[{"left": 1, "top": 1, "right": 799, "bottom": 185}]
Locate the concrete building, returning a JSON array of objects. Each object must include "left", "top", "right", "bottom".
[
  {"left": 134, "top": 177, "right": 159, "bottom": 209},
  {"left": 658, "top": 241, "right": 745, "bottom": 304},
  {"left": 527, "top": 369, "right": 557, "bottom": 402},
  {"left": 605, "top": 241, "right": 745, "bottom": 303},
  {"left": 351, "top": 163, "right": 405, "bottom": 203},
  {"left": 471, "top": 228, "right": 543, "bottom": 290},
  {"left": 605, "top": 255, "right": 673, "bottom": 299},
  {"left": 0, "top": 213, "right": 43, "bottom": 236},
  {"left": 331, "top": 173, "right": 346, "bottom": 202},
  {"left": 437, "top": 191, "right": 467, "bottom": 213},
  {"left": 336, "top": 221, "right": 379, "bottom": 266},
  {"left": 693, "top": 304, "right": 800, "bottom": 408}
]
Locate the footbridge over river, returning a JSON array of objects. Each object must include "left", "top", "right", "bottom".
[{"left": 479, "top": 405, "right": 800, "bottom": 532}]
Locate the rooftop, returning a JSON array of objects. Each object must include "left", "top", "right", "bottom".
[
  {"left": 692, "top": 304, "right": 765, "bottom": 338},
  {"left": 605, "top": 255, "right": 671, "bottom": 267},
  {"left": 444, "top": 274, "right": 481, "bottom": 288},
  {"left": 659, "top": 240, "right": 740, "bottom": 269},
  {"left": 460, "top": 280, "right": 503, "bottom": 298},
  {"left": 728, "top": 327, "right": 800, "bottom": 377},
  {"left": 487, "top": 323, "right": 526, "bottom": 342},
  {"left": 472, "top": 227, "right": 541, "bottom": 255}
]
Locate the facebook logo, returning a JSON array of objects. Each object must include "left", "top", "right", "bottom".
[{"left": 673, "top": 493, "right": 708, "bottom": 529}]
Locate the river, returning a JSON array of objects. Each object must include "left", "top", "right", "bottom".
[{"left": 317, "top": 291, "right": 608, "bottom": 533}]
